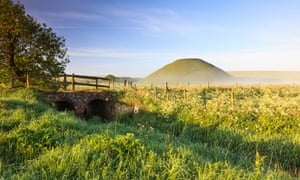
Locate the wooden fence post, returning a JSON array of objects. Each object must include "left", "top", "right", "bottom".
[
  {"left": 63, "top": 74, "right": 67, "bottom": 90},
  {"left": 231, "top": 88, "right": 235, "bottom": 108},
  {"left": 184, "top": 88, "right": 187, "bottom": 101},
  {"left": 72, "top": 73, "right": 75, "bottom": 91},
  {"left": 107, "top": 79, "right": 111, "bottom": 89},
  {"left": 96, "top": 78, "right": 98, "bottom": 90},
  {"left": 26, "top": 73, "right": 30, "bottom": 88},
  {"left": 165, "top": 82, "right": 168, "bottom": 93},
  {"left": 11, "top": 77, "right": 14, "bottom": 88},
  {"left": 124, "top": 80, "right": 127, "bottom": 88},
  {"left": 165, "top": 82, "right": 169, "bottom": 100}
]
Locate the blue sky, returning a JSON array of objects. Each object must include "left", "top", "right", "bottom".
[{"left": 18, "top": 0, "right": 300, "bottom": 77}]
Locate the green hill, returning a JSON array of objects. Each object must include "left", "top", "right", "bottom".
[{"left": 140, "top": 58, "right": 232, "bottom": 85}]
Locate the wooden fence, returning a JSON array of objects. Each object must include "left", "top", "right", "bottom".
[
  {"left": 11, "top": 73, "right": 111, "bottom": 90},
  {"left": 124, "top": 82, "right": 236, "bottom": 106}
]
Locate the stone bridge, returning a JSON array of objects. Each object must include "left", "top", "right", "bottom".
[{"left": 47, "top": 91, "right": 120, "bottom": 120}]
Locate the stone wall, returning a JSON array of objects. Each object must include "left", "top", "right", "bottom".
[
  {"left": 48, "top": 92, "right": 111, "bottom": 118},
  {"left": 48, "top": 92, "right": 135, "bottom": 120}
]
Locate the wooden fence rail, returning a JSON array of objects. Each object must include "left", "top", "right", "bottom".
[{"left": 11, "top": 73, "right": 111, "bottom": 90}]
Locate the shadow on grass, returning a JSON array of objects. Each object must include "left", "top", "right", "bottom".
[
  {"left": 0, "top": 97, "right": 89, "bottom": 165},
  {"left": 0, "top": 99, "right": 51, "bottom": 132},
  {"left": 1, "top": 89, "right": 299, "bottom": 177}
]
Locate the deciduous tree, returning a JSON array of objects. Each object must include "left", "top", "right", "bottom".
[{"left": 0, "top": 0, "right": 69, "bottom": 86}]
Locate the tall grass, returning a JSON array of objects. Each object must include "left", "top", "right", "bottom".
[{"left": 0, "top": 87, "right": 299, "bottom": 179}]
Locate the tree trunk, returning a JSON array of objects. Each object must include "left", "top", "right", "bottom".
[
  {"left": 8, "top": 39, "right": 15, "bottom": 68},
  {"left": 7, "top": 35, "right": 24, "bottom": 79}
]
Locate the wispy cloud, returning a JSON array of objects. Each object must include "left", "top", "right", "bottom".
[
  {"left": 69, "top": 48, "right": 138, "bottom": 58},
  {"left": 46, "top": 11, "right": 103, "bottom": 20},
  {"left": 98, "top": 6, "right": 200, "bottom": 35},
  {"left": 67, "top": 47, "right": 177, "bottom": 77},
  {"left": 30, "top": 10, "right": 103, "bottom": 21},
  {"left": 68, "top": 47, "right": 174, "bottom": 60},
  {"left": 29, "top": 5, "right": 198, "bottom": 34}
]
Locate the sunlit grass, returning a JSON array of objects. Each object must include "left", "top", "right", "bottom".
[{"left": 0, "top": 87, "right": 299, "bottom": 179}]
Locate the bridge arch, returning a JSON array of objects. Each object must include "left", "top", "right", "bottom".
[
  {"left": 84, "top": 99, "right": 111, "bottom": 120},
  {"left": 53, "top": 99, "right": 75, "bottom": 112},
  {"left": 48, "top": 92, "right": 114, "bottom": 121}
]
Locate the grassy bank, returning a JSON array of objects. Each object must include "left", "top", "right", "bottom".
[{"left": 0, "top": 87, "right": 299, "bottom": 179}]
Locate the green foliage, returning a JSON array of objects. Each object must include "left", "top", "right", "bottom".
[
  {"left": 0, "top": 87, "right": 299, "bottom": 179},
  {"left": 118, "top": 85, "right": 300, "bottom": 177},
  {"left": 0, "top": 0, "right": 69, "bottom": 86}
]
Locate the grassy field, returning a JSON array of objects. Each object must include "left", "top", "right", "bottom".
[{"left": 0, "top": 86, "right": 299, "bottom": 179}]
